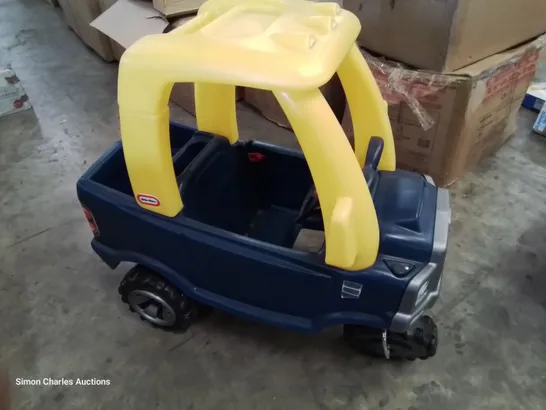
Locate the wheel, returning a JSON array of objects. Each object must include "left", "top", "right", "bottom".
[
  {"left": 344, "top": 315, "right": 438, "bottom": 360},
  {"left": 118, "top": 266, "right": 197, "bottom": 331},
  {"left": 194, "top": 302, "right": 214, "bottom": 319}
]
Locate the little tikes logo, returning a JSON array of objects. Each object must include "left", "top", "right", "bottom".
[{"left": 137, "top": 193, "right": 161, "bottom": 207}]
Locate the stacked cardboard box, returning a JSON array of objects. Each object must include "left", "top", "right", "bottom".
[
  {"left": 341, "top": 40, "right": 546, "bottom": 186},
  {"left": 58, "top": 0, "right": 546, "bottom": 186},
  {"left": 58, "top": 0, "right": 114, "bottom": 61},
  {"left": 344, "top": 0, "right": 546, "bottom": 72},
  {"left": 152, "top": 0, "right": 204, "bottom": 17},
  {"left": 335, "top": 0, "right": 546, "bottom": 186},
  {"left": 59, "top": 0, "right": 204, "bottom": 61},
  {"left": 245, "top": 0, "right": 546, "bottom": 186},
  {"left": 90, "top": 0, "right": 243, "bottom": 114},
  {"left": 97, "top": 0, "right": 128, "bottom": 60}
]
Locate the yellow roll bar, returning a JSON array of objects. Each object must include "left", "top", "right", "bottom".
[{"left": 118, "top": 0, "right": 395, "bottom": 271}]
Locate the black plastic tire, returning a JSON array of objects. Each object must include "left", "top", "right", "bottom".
[
  {"left": 194, "top": 302, "right": 214, "bottom": 319},
  {"left": 344, "top": 315, "right": 438, "bottom": 360},
  {"left": 118, "top": 265, "right": 196, "bottom": 331}
]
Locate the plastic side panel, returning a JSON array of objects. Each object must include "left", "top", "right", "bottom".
[
  {"left": 338, "top": 44, "right": 396, "bottom": 171},
  {"left": 195, "top": 82, "right": 239, "bottom": 144},
  {"left": 274, "top": 89, "right": 379, "bottom": 270}
]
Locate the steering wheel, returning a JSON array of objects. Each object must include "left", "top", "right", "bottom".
[
  {"left": 295, "top": 137, "right": 385, "bottom": 224},
  {"left": 295, "top": 186, "right": 320, "bottom": 223}
]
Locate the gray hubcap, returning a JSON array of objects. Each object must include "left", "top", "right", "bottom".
[{"left": 127, "top": 290, "right": 176, "bottom": 326}]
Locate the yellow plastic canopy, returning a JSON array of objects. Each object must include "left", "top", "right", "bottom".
[{"left": 118, "top": 0, "right": 396, "bottom": 271}]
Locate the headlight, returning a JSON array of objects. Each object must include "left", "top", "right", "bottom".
[{"left": 416, "top": 280, "right": 429, "bottom": 305}]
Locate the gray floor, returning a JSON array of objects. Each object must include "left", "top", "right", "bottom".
[{"left": 2, "top": 1, "right": 546, "bottom": 409}]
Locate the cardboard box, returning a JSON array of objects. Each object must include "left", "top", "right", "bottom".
[
  {"left": 97, "top": 0, "right": 126, "bottom": 60},
  {"left": 92, "top": 0, "right": 172, "bottom": 61},
  {"left": 109, "top": 39, "right": 126, "bottom": 61},
  {"left": 58, "top": 0, "right": 114, "bottom": 61},
  {"left": 534, "top": 105, "right": 546, "bottom": 136},
  {"left": 1, "top": 69, "right": 32, "bottom": 118},
  {"left": 92, "top": 1, "right": 195, "bottom": 110},
  {"left": 152, "top": 0, "right": 204, "bottom": 17},
  {"left": 91, "top": 0, "right": 169, "bottom": 50},
  {"left": 92, "top": 0, "right": 198, "bottom": 111},
  {"left": 92, "top": 0, "right": 241, "bottom": 114},
  {"left": 244, "top": 75, "right": 346, "bottom": 130},
  {"left": 58, "top": 0, "right": 78, "bottom": 32},
  {"left": 344, "top": 0, "right": 546, "bottom": 72},
  {"left": 170, "top": 83, "right": 195, "bottom": 114},
  {"left": 342, "top": 36, "right": 546, "bottom": 187}
]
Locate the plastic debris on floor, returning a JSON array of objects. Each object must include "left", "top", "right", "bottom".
[
  {"left": 523, "top": 81, "right": 546, "bottom": 112},
  {"left": 533, "top": 103, "right": 546, "bottom": 136},
  {"left": 1, "top": 68, "right": 31, "bottom": 118}
]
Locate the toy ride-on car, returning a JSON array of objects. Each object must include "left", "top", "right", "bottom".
[{"left": 77, "top": 0, "right": 451, "bottom": 360}]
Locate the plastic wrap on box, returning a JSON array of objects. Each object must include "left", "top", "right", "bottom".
[
  {"left": 362, "top": 50, "right": 460, "bottom": 131},
  {"left": 343, "top": 36, "right": 546, "bottom": 186}
]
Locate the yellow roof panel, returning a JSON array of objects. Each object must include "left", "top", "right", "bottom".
[{"left": 122, "top": 0, "right": 361, "bottom": 90}]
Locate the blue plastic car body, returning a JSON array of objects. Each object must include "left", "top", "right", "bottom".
[{"left": 77, "top": 121, "right": 450, "bottom": 337}]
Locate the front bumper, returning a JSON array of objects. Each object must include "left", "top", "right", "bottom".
[{"left": 389, "top": 180, "right": 451, "bottom": 333}]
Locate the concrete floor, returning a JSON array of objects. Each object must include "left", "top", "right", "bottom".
[{"left": 2, "top": 1, "right": 546, "bottom": 409}]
